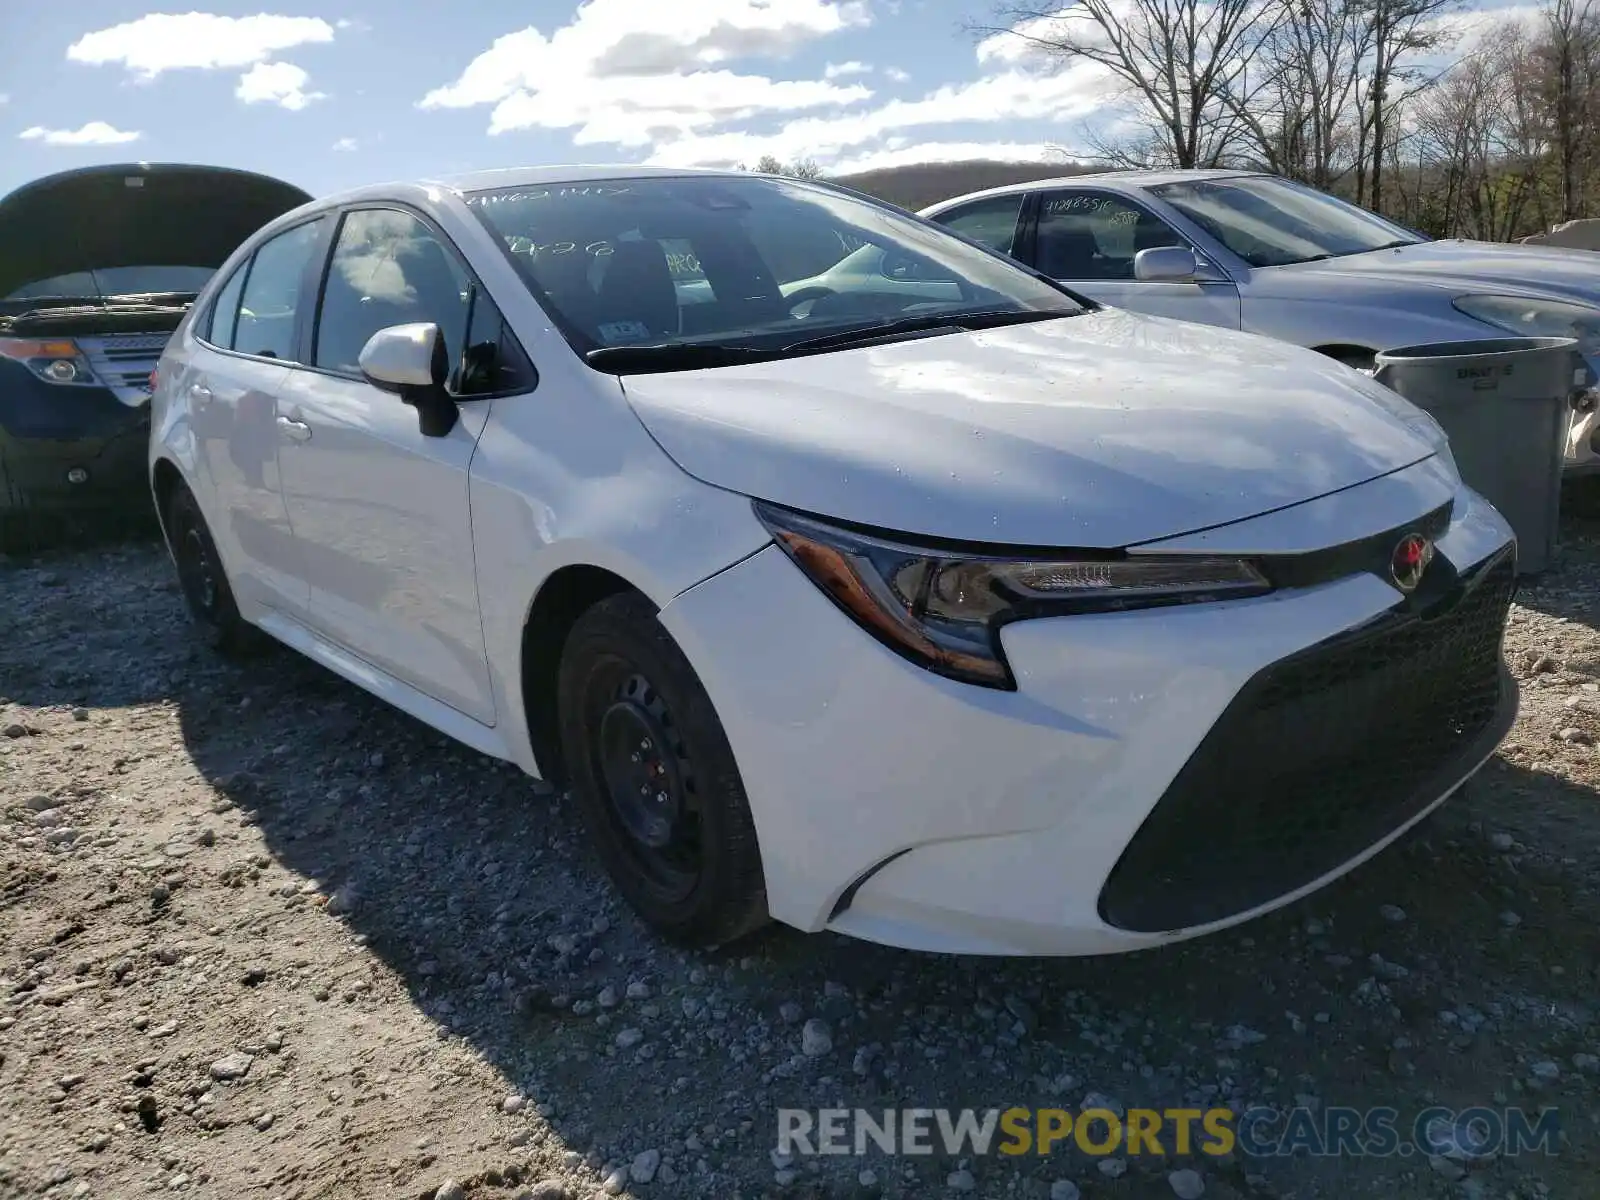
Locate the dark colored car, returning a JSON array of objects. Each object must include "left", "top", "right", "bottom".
[{"left": 0, "top": 162, "right": 310, "bottom": 549}]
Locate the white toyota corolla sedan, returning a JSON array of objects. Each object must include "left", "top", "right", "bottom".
[{"left": 148, "top": 165, "right": 1518, "bottom": 956}]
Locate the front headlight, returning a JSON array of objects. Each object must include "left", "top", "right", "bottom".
[
  {"left": 1452, "top": 294, "right": 1600, "bottom": 356},
  {"left": 756, "top": 502, "right": 1270, "bottom": 689},
  {"left": 0, "top": 336, "right": 100, "bottom": 386}
]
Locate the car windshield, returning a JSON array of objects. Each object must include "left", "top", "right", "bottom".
[
  {"left": 463, "top": 175, "right": 1084, "bottom": 365},
  {"left": 1148, "top": 176, "right": 1427, "bottom": 268},
  {"left": 3, "top": 265, "right": 215, "bottom": 301}
]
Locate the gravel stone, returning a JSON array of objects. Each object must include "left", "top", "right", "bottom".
[
  {"left": 947, "top": 1167, "right": 976, "bottom": 1190},
  {"left": 801, "top": 1018, "right": 833, "bottom": 1056},
  {"left": 1379, "top": 904, "right": 1407, "bottom": 922},
  {"left": 630, "top": 1148, "right": 661, "bottom": 1183},
  {"left": 1169, "top": 1168, "right": 1205, "bottom": 1198},
  {"left": 433, "top": 1182, "right": 466, "bottom": 1200},
  {"left": 1049, "top": 1183, "right": 1081, "bottom": 1200},
  {"left": 1097, "top": 1158, "right": 1128, "bottom": 1179},
  {"left": 209, "top": 1052, "right": 253, "bottom": 1081}
]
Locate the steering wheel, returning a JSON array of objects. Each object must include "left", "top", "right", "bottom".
[{"left": 784, "top": 285, "right": 836, "bottom": 316}]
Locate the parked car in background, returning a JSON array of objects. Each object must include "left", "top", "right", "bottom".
[
  {"left": 919, "top": 171, "right": 1600, "bottom": 471},
  {"left": 0, "top": 162, "right": 309, "bottom": 548},
  {"left": 151, "top": 165, "right": 1516, "bottom": 956}
]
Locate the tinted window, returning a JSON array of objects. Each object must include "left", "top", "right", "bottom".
[
  {"left": 464, "top": 176, "right": 1082, "bottom": 359},
  {"left": 1035, "top": 192, "right": 1184, "bottom": 280},
  {"left": 235, "top": 220, "right": 325, "bottom": 360},
  {"left": 205, "top": 264, "right": 248, "bottom": 348},
  {"left": 314, "top": 209, "right": 471, "bottom": 376},
  {"left": 454, "top": 288, "right": 536, "bottom": 397},
  {"left": 934, "top": 195, "right": 1024, "bottom": 256}
]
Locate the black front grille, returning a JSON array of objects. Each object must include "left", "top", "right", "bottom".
[{"left": 1098, "top": 549, "right": 1518, "bottom": 934}]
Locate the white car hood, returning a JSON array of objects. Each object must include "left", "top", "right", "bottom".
[{"left": 620, "top": 309, "right": 1440, "bottom": 548}]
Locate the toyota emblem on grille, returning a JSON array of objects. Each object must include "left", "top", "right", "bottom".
[{"left": 1390, "top": 533, "right": 1434, "bottom": 592}]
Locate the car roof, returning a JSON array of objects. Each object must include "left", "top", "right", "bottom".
[
  {"left": 300, "top": 163, "right": 790, "bottom": 214},
  {"left": 920, "top": 168, "right": 1262, "bottom": 212}
]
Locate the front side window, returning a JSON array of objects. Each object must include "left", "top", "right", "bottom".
[
  {"left": 314, "top": 209, "right": 472, "bottom": 377},
  {"left": 932, "top": 194, "right": 1025, "bottom": 256},
  {"left": 454, "top": 287, "right": 536, "bottom": 397},
  {"left": 234, "top": 219, "right": 326, "bottom": 361},
  {"left": 1035, "top": 192, "right": 1184, "bottom": 281},
  {"left": 464, "top": 175, "right": 1083, "bottom": 365},
  {"left": 1149, "top": 175, "right": 1426, "bottom": 267}
]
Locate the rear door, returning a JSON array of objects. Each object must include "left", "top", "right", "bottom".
[
  {"left": 275, "top": 206, "right": 520, "bottom": 724},
  {"left": 185, "top": 216, "right": 328, "bottom": 618},
  {"left": 1027, "top": 188, "right": 1242, "bottom": 328}
]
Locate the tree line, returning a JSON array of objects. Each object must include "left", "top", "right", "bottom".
[{"left": 971, "top": 0, "right": 1600, "bottom": 240}]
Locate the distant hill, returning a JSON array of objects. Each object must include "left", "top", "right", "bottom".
[{"left": 829, "top": 159, "right": 1102, "bottom": 210}]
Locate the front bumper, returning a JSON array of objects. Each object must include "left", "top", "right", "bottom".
[
  {"left": 659, "top": 464, "right": 1517, "bottom": 956},
  {"left": 0, "top": 362, "right": 151, "bottom": 514}
]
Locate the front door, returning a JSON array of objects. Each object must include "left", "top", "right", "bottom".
[
  {"left": 274, "top": 207, "right": 496, "bottom": 724},
  {"left": 1031, "top": 190, "right": 1242, "bottom": 329}
]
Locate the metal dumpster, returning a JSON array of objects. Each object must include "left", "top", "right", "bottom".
[{"left": 1373, "top": 336, "right": 1582, "bottom": 575}]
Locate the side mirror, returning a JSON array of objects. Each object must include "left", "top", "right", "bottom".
[
  {"left": 1133, "top": 246, "right": 1199, "bottom": 282},
  {"left": 358, "top": 322, "right": 458, "bottom": 438}
]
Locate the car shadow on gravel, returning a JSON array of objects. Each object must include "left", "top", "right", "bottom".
[{"left": 156, "top": 609, "right": 1598, "bottom": 1198}]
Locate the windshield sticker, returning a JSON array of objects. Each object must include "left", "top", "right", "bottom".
[
  {"left": 468, "top": 186, "right": 633, "bottom": 206},
  {"left": 597, "top": 320, "right": 653, "bottom": 344}
]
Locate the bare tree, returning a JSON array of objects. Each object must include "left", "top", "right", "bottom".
[
  {"left": 973, "top": 0, "right": 1286, "bottom": 168},
  {"left": 1255, "top": 0, "right": 1375, "bottom": 187},
  {"left": 1536, "top": 0, "right": 1600, "bottom": 219},
  {"left": 1352, "top": 0, "right": 1463, "bottom": 211},
  {"left": 748, "top": 155, "right": 828, "bottom": 180}
]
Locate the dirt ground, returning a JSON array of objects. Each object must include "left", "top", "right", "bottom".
[{"left": 2, "top": 496, "right": 1598, "bottom": 1200}]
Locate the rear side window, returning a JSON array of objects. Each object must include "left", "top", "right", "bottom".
[
  {"left": 314, "top": 208, "right": 471, "bottom": 376},
  {"left": 933, "top": 195, "right": 1025, "bottom": 256},
  {"left": 233, "top": 219, "right": 326, "bottom": 361},
  {"left": 205, "top": 264, "right": 247, "bottom": 348}
]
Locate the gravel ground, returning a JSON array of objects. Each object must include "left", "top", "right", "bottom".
[{"left": 2, "top": 502, "right": 1599, "bottom": 1200}]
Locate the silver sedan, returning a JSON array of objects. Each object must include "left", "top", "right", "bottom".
[{"left": 919, "top": 170, "right": 1600, "bottom": 472}]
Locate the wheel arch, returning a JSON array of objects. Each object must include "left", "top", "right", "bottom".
[
  {"left": 1311, "top": 343, "right": 1378, "bottom": 369},
  {"left": 518, "top": 563, "right": 651, "bottom": 786},
  {"left": 150, "top": 456, "right": 186, "bottom": 544}
]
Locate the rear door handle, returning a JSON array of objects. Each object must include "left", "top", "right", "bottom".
[{"left": 275, "top": 415, "right": 312, "bottom": 443}]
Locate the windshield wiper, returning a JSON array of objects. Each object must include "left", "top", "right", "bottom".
[
  {"left": 585, "top": 343, "right": 784, "bottom": 373},
  {"left": 583, "top": 309, "right": 1079, "bottom": 373},
  {"left": 782, "top": 308, "right": 1075, "bottom": 354}
]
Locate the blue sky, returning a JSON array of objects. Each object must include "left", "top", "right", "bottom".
[{"left": 0, "top": 0, "right": 1528, "bottom": 200}]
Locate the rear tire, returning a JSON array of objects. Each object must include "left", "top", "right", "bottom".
[
  {"left": 165, "top": 484, "right": 261, "bottom": 658},
  {"left": 557, "top": 591, "right": 768, "bottom": 948}
]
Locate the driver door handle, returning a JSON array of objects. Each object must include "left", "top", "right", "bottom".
[
  {"left": 276, "top": 415, "right": 312, "bottom": 443},
  {"left": 189, "top": 383, "right": 213, "bottom": 408}
]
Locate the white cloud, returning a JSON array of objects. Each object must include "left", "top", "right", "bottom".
[
  {"left": 236, "top": 61, "right": 326, "bottom": 110},
  {"left": 884, "top": 67, "right": 910, "bottom": 82},
  {"left": 421, "top": 0, "right": 872, "bottom": 141},
  {"left": 20, "top": 121, "right": 142, "bottom": 146},
  {"left": 332, "top": 136, "right": 360, "bottom": 151},
  {"left": 824, "top": 60, "right": 872, "bottom": 77},
  {"left": 66, "top": 13, "right": 335, "bottom": 79},
  {"left": 0, "top": 94, "right": 9, "bottom": 105},
  {"left": 644, "top": 62, "right": 1114, "bottom": 167}
]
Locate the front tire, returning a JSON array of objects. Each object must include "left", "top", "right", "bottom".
[
  {"left": 165, "top": 484, "right": 260, "bottom": 658},
  {"left": 557, "top": 592, "right": 768, "bottom": 948}
]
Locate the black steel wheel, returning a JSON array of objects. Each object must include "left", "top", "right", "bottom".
[
  {"left": 558, "top": 591, "right": 767, "bottom": 947},
  {"left": 165, "top": 484, "right": 260, "bottom": 657}
]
